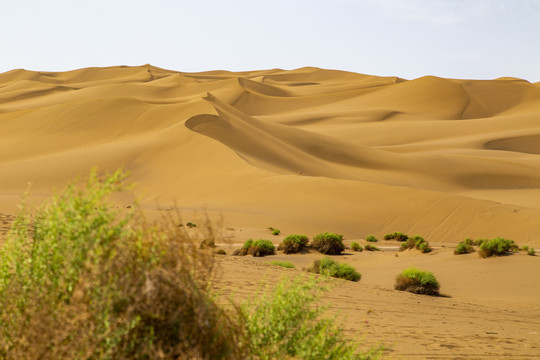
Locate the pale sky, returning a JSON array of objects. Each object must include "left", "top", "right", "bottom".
[{"left": 2, "top": 0, "right": 540, "bottom": 81}]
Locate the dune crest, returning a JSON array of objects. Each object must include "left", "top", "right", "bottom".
[{"left": 1, "top": 65, "right": 540, "bottom": 243}]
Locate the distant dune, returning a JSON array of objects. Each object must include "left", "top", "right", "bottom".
[{"left": 1, "top": 65, "right": 540, "bottom": 244}]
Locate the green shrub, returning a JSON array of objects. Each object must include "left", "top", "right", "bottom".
[
  {"left": 364, "top": 244, "right": 380, "bottom": 251},
  {"left": 455, "top": 240, "right": 474, "bottom": 255},
  {"left": 522, "top": 245, "right": 529, "bottom": 251},
  {"left": 365, "top": 235, "right": 378, "bottom": 242},
  {"left": 399, "top": 235, "right": 431, "bottom": 253},
  {"left": 528, "top": 248, "right": 536, "bottom": 256},
  {"left": 474, "top": 238, "right": 487, "bottom": 246},
  {"left": 305, "top": 257, "right": 361, "bottom": 282},
  {"left": 240, "top": 239, "right": 276, "bottom": 257},
  {"left": 270, "top": 261, "right": 295, "bottom": 269},
  {"left": 478, "top": 237, "right": 517, "bottom": 258},
  {"left": 394, "top": 267, "right": 440, "bottom": 296},
  {"left": 0, "top": 169, "right": 241, "bottom": 359},
  {"left": 216, "top": 249, "right": 227, "bottom": 255},
  {"left": 384, "top": 232, "right": 408, "bottom": 241},
  {"left": 351, "top": 242, "right": 363, "bottom": 252},
  {"left": 311, "top": 232, "right": 345, "bottom": 255},
  {"left": 240, "top": 276, "right": 381, "bottom": 359},
  {"left": 186, "top": 221, "right": 197, "bottom": 228},
  {"left": 278, "top": 234, "right": 309, "bottom": 254},
  {"left": 272, "top": 229, "right": 281, "bottom": 236}
]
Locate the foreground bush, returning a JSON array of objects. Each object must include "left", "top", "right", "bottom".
[
  {"left": 478, "top": 237, "right": 518, "bottom": 258},
  {"left": 384, "top": 232, "right": 408, "bottom": 241},
  {"left": 0, "top": 170, "right": 383, "bottom": 359},
  {"left": 305, "top": 257, "right": 361, "bottom": 282},
  {"left": 400, "top": 235, "right": 432, "bottom": 253},
  {"left": 312, "top": 232, "right": 345, "bottom": 255},
  {"left": 235, "top": 239, "right": 276, "bottom": 257},
  {"left": 241, "top": 276, "right": 381, "bottom": 360},
  {"left": 394, "top": 267, "right": 440, "bottom": 296},
  {"left": 278, "top": 234, "right": 310, "bottom": 254},
  {"left": 0, "top": 170, "right": 241, "bottom": 359}
]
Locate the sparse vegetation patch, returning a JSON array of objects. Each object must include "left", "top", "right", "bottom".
[
  {"left": 365, "top": 235, "right": 378, "bottom": 242},
  {"left": 364, "top": 244, "right": 380, "bottom": 251},
  {"left": 351, "top": 242, "right": 363, "bottom": 252},
  {"left": 305, "top": 257, "right": 361, "bottom": 282},
  {"left": 399, "top": 235, "right": 432, "bottom": 253},
  {"left": 270, "top": 261, "right": 295, "bottom": 269},
  {"left": 478, "top": 237, "right": 518, "bottom": 258},
  {"left": 278, "top": 234, "right": 309, "bottom": 254},
  {"left": 394, "top": 267, "right": 440, "bottom": 296},
  {"left": 311, "top": 232, "right": 345, "bottom": 255},
  {"left": 384, "top": 232, "right": 408, "bottom": 241}
]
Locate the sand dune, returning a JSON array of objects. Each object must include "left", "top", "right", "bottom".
[
  {"left": 1, "top": 65, "right": 540, "bottom": 243},
  {"left": 1, "top": 65, "right": 540, "bottom": 359}
]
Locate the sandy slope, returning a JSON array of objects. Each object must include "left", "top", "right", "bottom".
[
  {"left": 1, "top": 65, "right": 540, "bottom": 358},
  {"left": 1, "top": 65, "right": 540, "bottom": 243}
]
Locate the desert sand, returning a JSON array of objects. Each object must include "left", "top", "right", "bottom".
[{"left": 0, "top": 65, "right": 539, "bottom": 358}]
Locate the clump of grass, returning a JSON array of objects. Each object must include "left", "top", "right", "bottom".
[
  {"left": 272, "top": 229, "right": 281, "bottom": 236},
  {"left": 522, "top": 245, "right": 529, "bottom": 251},
  {"left": 527, "top": 248, "right": 536, "bottom": 256},
  {"left": 216, "top": 249, "right": 227, "bottom": 255},
  {"left": 400, "top": 235, "right": 432, "bottom": 253},
  {"left": 235, "top": 239, "right": 276, "bottom": 257},
  {"left": 384, "top": 232, "right": 408, "bottom": 241},
  {"left": 455, "top": 238, "right": 475, "bottom": 255},
  {"left": 278, "top": 234, "right": 309, "bottom": 254},
  {"left": 311, "top": 232, "right": 345, "bottom": 255},
  {"left": 240, "top": 276, "right": 381, "bottom": 359},
  {"left": 0, "top": 169, "right": 242, "bottom": 359},
  {"left": 365, "top": 235, "right": 378, "bottom": 242},
  {"left": 394, "top": 267, "right": 440, "bottom": 296},
  {"left": 270, "top": 261, "right": 295, "bottom": 269},
  {"left": 364, "top": 244, "right": 380, "bottom": 251},
  {"left": 186, "top": 221, "right": 197, "bottom": 228},
  {"left": 478, "top": 237, "right": 518, "bottom": 258},
  {"left": 350, "top": 242, "right": 363, "bottom": 252},
  {"left": 305, "top": 257, "right": 361, "bottom": 282}
]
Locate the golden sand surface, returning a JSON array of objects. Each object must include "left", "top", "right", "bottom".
[{"left": 1, "top": 65, "right": 539, "bottom": 358}]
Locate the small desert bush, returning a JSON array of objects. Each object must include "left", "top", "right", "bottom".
[
  {"left": 216, "top": 249, "right": 227, "bottom": 255},
  {"left": 455, "top": 239, "right": 475, "bottom": 255},
  {"left": 527, "top": 248, "right": 536, "bottom": 256},
  {"left": 394, "top": 267, "right": 440, "bottom": 296},
  {"left": 384, "top": 232, "right": 408, "bottom": 241},
  {"left": 270, "top": 261, "right": 295, "bottom": 269},
  {"left": 364, "top": 244, "right": 380, "bottom": 251},
  {"left": 278, "top": 234, "right": 309, "bottom": 254},
  {"left": 186, "top": 221, "right": 197, "bottom": 228},
  {"left": 365, "top": 235, "right": 378, "bottom": 242},
  {"left": 478, "top": 237, "right": 517, "bottom": 258},
  {"left": 474, "top": 238, "right": 487, "bottom": 246},
  {"left": 399, "top": 235, "right": 431, "bottom": 253},
  {"left": 240, "top": 276, "right": 381, "bottom": 360},
  {"left": 305, "top": 257, "right": 361, "bottom": 282},
  {"left": 239, "top": 239, "right": 276, "bottom": 257},
  {"left": 351, "top": 242, "right": 363, "bottom": 252},
  {"left": 521, "top": 245, "right": 529, "bottom": 251},
  {"left": 272, "top": 229, "right": 281, "bottom": 236},
  {"left": 311, "top": 232, "right": 345, "bottom": 255}
]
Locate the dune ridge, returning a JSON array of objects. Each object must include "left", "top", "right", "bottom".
[{"left": 1, "top": 65, "right": 540, "bottom": 244}]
